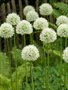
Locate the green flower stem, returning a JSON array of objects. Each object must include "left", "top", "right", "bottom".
[
  {"left": 14, "top": 31, "right": 18, "bottom": 90},
  {"left": 60, "top": 37, "right": 63, "bottom": 88},
  {"left": 30, "top": 33, "right": 33, "bottom": 44},
  {"left": 14, "top": 26, "right": 17, "bottom": 47},
  {"left": 13, "top": 26, "right": 18, "bottom": 90},
  {"left": 16, "top": 34, "right": 19, "bottom": 48},
  {"left": 14, "top": 30, "right": 16, "bottom": 47},
  {"left": 21, "top": 35, "right": 24, "bottom": 48},
  {"left": 6, "top": 38, "right": 13, "bottom": 90},
  {"left": 43, "top": 43, "right": 49, "bottom": 90},
  {"left": 24, "top": 35, "right": 26, "bottom": 46},
  {"left": 30, "top": 62, "right": 34, "bottom": 90},
  {"left": 0, "top": 38, "right": 1, "bottom": 52},
  {"left": 4, "top": 39, "right": 8, "bottom": 55},
  {"left": 60, "top": 38, "right": 63, "bottom": 64},
  {"left": 24, "top": 35, "right": 28, "bottom": 90},
  {"left": 43, "top": 43, "right": 47, "bottom": 88},
  {"left": 14, "top": 44, "right": 18, "bottom": 90},
  {"left": 15, "top": 58, "right": 18, "bottom": 90},
  {"left": 30, "top": 33, "right": 34, "bottom": 90},
  {"left": 46, "top": 44, "right": 49, "bottom": 90},
  {"left": 64, "top": 63, "right": 66, "bottom": 90},
  {"left": 65, "top": 38, "right": 67, "bottom": 47},
  {"left": 64, "top": 38, "right": 67, "bottom": 90},
  {"left": 25, "top": 61, "right": 28, "bottom": 90}
]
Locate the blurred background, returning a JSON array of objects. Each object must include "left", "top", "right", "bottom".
[
  {"left": 0, "top": 0, "right": 68, "bottom": 24},
  {"left": 0, "top": 0, "right": 68, "bottom": 50}
]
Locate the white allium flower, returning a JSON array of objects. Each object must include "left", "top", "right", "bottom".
[
  {"left": 26, "top": 11, "right": 39, "bottom": 22},
  {"left": 56, "top": 15, "right": 68, "bottom": 26},
  {"left": 40, "top": 28, "right": 57, "bottom": 43},
  {"left": 63, "top": 47, "right": 68, "bottom": 63},
  {"left": 0, "top": 23, "right": 14, "bottom": 38},
  {"left": 16, "top": 20, "right": 33, "bottom": 35},
  {"left": 57, "top": 24, "right": 68, "bottom": 37},
  {"left": 23, "top": 5, "right": 35, "bottom": 16},
  {"left": 6, "top": 13, "right": 20, "bottom": 26},
  {"left": 39, "top": 3, "right": 53, "bottom": 15},
  {"left": 33, "top": 17, "right": 48, "bottom": 30},
  {"left": 21, "top": 45, "right": 39, "bottom": 61}
]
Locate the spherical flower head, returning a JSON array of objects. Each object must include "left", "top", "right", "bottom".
[
  {"left": 63, "top": 47, "right": 68, "bottom": 63},
  {"left": 56, "top": 15, "right": 68, "bottom": 26},
  {"left": 21, "top": 45, "right": 40, "bottom": 61},
  {"left": 33, "top": 17, "right": 48, "bottom": 30},
  {"left": 40, "top": 28, "right": 57, "bottom": 43},
  {"left": 23, "top": 5, "right": 35, "bottom": 16},
  {"left": 16, "top": 20, "right": 33, "bottom": 35},
  {"left": 26, "top": 11, "right": 39, "bottom": 22},
  {"left": 0, "top": 23, "right": 14, "bottom": 38},
  {"left": 39, "top": 3, "right": 53, "bottom": 15},
  {"left": 6, "top": 13, "right": 20, "bottom": 26},
  {"left": 57, "top": 24, "right": 68, "bottom": 37}
]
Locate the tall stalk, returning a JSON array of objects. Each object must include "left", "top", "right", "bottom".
[
  {"left": 6, "top": 38, "right": 13, "bottom": 90},
  {"left": 30, "top": 33, "right": 33, "bottom": 44},
  {"left": 14, "top": 29, "right": 16, "bottom": 47},
  {"left": 59, "top": 37, "right": 63, "bottom": 89},
  {"left": 64, "top": 38, "right": 67, "bottom": 90},
  {"left": 4, "top": 39, "right": 8, "bottom": 55},
  {"left": 0, "top": 38, "right": 1, "bottom": 52},
  {"left": 43, "top": 43, "right": 47, "bottom": 89},
  {"left": 24, "top": 35, "right": 26, "bottom": 46},
  {"left": 15, "top": 56, "right": 18, "bottom": 90},
  {"left": 30, "top": 33, "right": 34, "bottom": 90},
  {"left": 60, "top": 38, "right": 63, "bottom": 64},
  {"left": 46, "top": 44, "right": 49, "bottom": 90},
  {"left": 23, "top": 35, "right": 28, "bottom": 90},
  {"left": 13, "top": 26, "right": 18, "bottom": 90},
  {"left": 25, "top": 60, "right": 28, "bottom": 90},
  {"left": 30, "top": 62, "right": 34, "bottom": 90}
]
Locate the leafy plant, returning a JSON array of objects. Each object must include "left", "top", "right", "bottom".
[
  {"left": 0, "top": 52, "right": 10, "bottom": 77},
  {"left": 11, "top": 63, "right": 30, "bottom": 90},
  {"left": 0, "top": 74, "right": 10, "bottom": 90},
  {"left": 53, "top": 2, "right": 68, "bottom": 18}
]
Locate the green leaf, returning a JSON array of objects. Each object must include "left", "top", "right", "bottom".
[
  {"left": 52, "top": 9, "right": 62, "bottom": 18},
  {"left": 54, "top": 2, "right": 68, "bottom": 15},
  {"left": 0, "top": 52, "right": 10, "bottom": 77},
  {"left": 0, "top": 74, "right": 10, "bottom": 90},
  {"left": 52, "top": 50, "right": 62, "bottom": 57},
  {"left": 11, "top": 63, "right": 30, "bottom": 90},
  {"left": 12, "top": 47, "right": 23, "bottom": 65}
]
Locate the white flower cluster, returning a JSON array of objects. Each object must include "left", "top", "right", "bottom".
[
  {"left": 16, "top": 20, "right": 33, "bottom": 35},
  {"left": 39, "top": 3, "right": 53, "bottom": 15},
  {"left": 57, "top": 24, "right": 68, "bottom": 37},
  {"left": 56, "top": 15, "right": 68, "bottom": 26},
  {"left": 33, "top": 17, "right": 48, "bottom": 30},
  {"left": 63, "top": 47, "right": 68, "bottom": 63},
  {"left": 6, "top": 13, "right": 20, "bottom": 26},
  {"left": 21, "top": 45, "right": 39, "bottom": 61},
  {"left": 26, "top": 11, "right": 39, "bottom": 22},
  {"left": 40, "top": 28, "right": 57, "bottom": 43},
  {"left": 0, "top": 23, "right": 14, "bottom": 38},
  {"left": 23, "top": 5, "right": 35, "bottom": 16}
]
